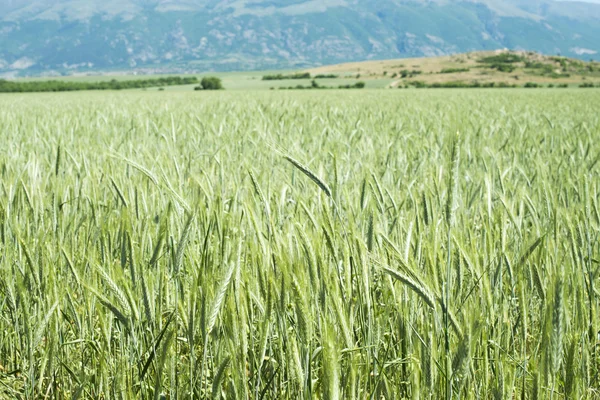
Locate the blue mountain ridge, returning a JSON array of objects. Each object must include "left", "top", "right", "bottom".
[{"left": 0, "top": 0, "right": 599, "bottom": 75}]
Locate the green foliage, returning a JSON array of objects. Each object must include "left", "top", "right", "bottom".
[
  {"left": 444, "top": 81, "right": 484, "bottom": 88},
  {"left": 338, "top": 81, "right": 365, "bottom": 89},
  {"left": 548, "top": 73, "right": 570, "bottom": 79},
  {"left": 491, "top": 63, "right": 516, "bottom": 73},
  {"left": 408, "top": 80, "right": 428, "bottom": 88},
  {"left": 524, "top": 82, "right": 541, "bottom": 88},
  {"left": 401, "top": 69, "right": 423, "bottom": 78},
  {"left": 524, "top": 61, "right": 574, "bottom": 79},
  {"left": 314, "top": 74, "right": 339, "bottom": 79},
  {"left": 404, "top": 79, "right": 593, "bottom": 89},
  {"left": 0, "top": 90, "right": 599, "bottom": 399},
  {"left": 440, "top": 68, "right": 470, "bottom": 74},
  {"left": 525, "top": 61, "right": 544, "bottom": 69},
  {"left": 0, "top": 76, "right": 198, "bottom": 93},
  {"left": 479, "top": 53, "right": 525, "bottom": 64},
  {"left": 200, "top": 76, "right": 223, "bottom": 90},
  {"left": 496, "top": 82, "right": 516, "bottom": 88},
  {"left": 407, "top": 81, "right": 519, "bottom": 89},
  {"left": 279, "top": 80, "right": 365, "bottom": 90},
  {"left": 477, "top": 53, "right": 528, "bottom": 73},
  {"left": 262, "top": 72, "right": 311, "bottom": 80}
]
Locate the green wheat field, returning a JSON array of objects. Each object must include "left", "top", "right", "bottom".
[{"left": 1, "top": 89, "right": 599, "bottom": 399}]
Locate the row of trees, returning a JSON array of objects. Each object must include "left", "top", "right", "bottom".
[
  {"left": 0, "top": 76, "right": 201, "bottom": 93},
  {"left": 262, "top": 72, "right": 311, "bottom": 80},
  {"left": 263, "top": 72, "right": 343, "bottom": 80},
  {"left": 402, "top": 81, "right": 598, "bottom": 89},
  {"left": 276, "top": 80, "right": 365, "bottom": 90}
]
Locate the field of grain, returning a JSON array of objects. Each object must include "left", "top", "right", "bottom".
[{"left": 1, "top": 89, "right": 599, "bottom": 399}]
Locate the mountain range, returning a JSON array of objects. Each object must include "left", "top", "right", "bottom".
[{"left": 1, "top": 0, "right": 599, "bottom": 76}]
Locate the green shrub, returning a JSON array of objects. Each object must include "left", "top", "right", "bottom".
[
  {"left": 440, "top": 68, "right": 470, "bottom": 74},
  {"left": 338, "top": 82, "right": 366, "bottom": 89},
  {"left": 525, "top": 61, "right": 545, "bottom": 69},
  {"left": 408, "top": 81, "right": 428, "bottom": 88},
  {"left": 491, "top": 63, "right": 516, "bottom": 73},
  {"left": 401, "top": 70, "right": 423, "bottom": 78},
  {"left": 479, "top": 53, "right": 525, "bottom": 64},
  {"left": 549, "top": 73, "right": 570, "bottom": 79},
  {"left": 200, "top": 77, "right": 224, "bottom": 90}
]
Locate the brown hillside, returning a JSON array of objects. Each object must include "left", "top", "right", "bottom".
[{"left": 307, "top": 50, "right": 600, "bottom": 88}]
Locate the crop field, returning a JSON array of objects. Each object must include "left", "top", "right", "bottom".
[{"left": 0, "top": 89, "right": 599, "bottom": 399}]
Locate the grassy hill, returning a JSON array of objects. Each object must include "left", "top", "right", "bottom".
[{"left": 308, "top": 50, "right": 600, "bottom": 88}]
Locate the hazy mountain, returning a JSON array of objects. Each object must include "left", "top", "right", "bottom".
[{"left": 1, "top": 0, "right": 599, "bottom": 76}]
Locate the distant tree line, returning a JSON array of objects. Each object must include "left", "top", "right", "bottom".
[
  {"left": 276, "top": 80, "right": 365, "bottom": 90},
  {"left": 406, "top": 81, "right": 515, "bottom": 88},
  {"left": 263, "top": 72, "right": 342, "bottom": 80},
  {"left": 0, "top": 76, "right": 198, "bottom": 93},
  {"left": 262, "top": 72, "right": 311, "bottom": 80},
  {"left": 314, "top": 74, "right": 339, "bottom": 79},
  {"left": 337, "top": 82, "right": 366, "bottom": 89},
  {"left": 439, "top": 68, "right": 470, "bottom": 74},
  {"left": 400, "top": 81, "right": 597, "bottom": 89}
]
